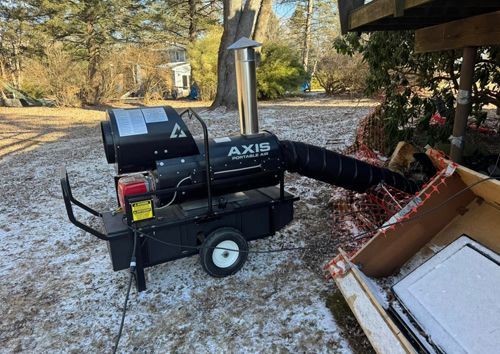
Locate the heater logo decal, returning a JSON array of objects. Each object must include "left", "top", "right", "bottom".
[
  {"left": 228, "top": 142, "right": 270, "bottom": 160},
  {"left": 170, "top": 123, "right": 187, "bottom": 138}
]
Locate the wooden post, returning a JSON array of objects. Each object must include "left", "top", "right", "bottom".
[
  {"left": 393, "top": 0, "right": 405, "bottom": 17},
  {"left": 450, "top": 47, "right": 476, "bottom": 163}
]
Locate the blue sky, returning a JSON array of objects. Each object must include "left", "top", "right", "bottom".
[{"left": 273, "top": 2, "right": 297, "bottom": 21}]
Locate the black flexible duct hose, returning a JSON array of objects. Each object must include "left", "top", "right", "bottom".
[{"left": 280, "top": 140, "right": 419, "bottom": 194}]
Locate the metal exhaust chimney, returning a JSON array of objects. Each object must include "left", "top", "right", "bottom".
[{"left": 228, "top": 37, "right": 262, "bottom": 135}]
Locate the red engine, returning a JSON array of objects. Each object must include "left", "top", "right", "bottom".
[{"left": 117, "top": 174, "right": 154, "bottom": 210}]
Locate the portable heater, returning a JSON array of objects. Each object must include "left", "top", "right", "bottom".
[{"left": 61, "top": 38, "right": 418, "bottom": 291}]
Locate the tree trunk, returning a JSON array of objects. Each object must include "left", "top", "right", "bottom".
[
  {"left": 211, "top": 0, "right": 263, "bottom": 109},
  {"left": 0, "top": 59, "right": 7, "bottom": 100},
  {"left": 235, "top": 0, "right": 261, "bottom": 38},
  {"left": 188, "top": 0, "right": 199, "bottom": 84},
  {"left": 223, "top": 0, "right": 260, "bottom": 104},
  {"left": 253, "top": 0, "right": 272, "bottom": 43},
  {"left": 188, "top": 0, "right": 198, "bottom": 42},
  {"left": 0, "top": 59, "right": 5, "bottom": 80},
  {"left": 85, "top": 19, "right": 102, "bottom": 104},
  {"left": 211, "top": 0, "right": 242, "bottom": 109},
  {"left": 12, "top": 43, "right": 21, "bottom": 89},
  {"left": 302, "top": 0, "right": 314, "bottom": 72}
]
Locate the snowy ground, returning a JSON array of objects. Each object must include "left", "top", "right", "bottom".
[{"left": 0, "top": 97, "right": 375, "bottom": 353}]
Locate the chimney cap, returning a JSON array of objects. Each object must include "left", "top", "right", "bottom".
[{"left": 228, "top": 37, "right": 262, "bottom": 50}]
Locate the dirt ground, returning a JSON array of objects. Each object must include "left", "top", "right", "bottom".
[{"left": 0, "top": 97, "right": 377, "bottom": 353}]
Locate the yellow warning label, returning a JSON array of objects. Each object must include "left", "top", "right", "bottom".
[{"left": 131, "top": 200, "right": 154, "bottom": 222}]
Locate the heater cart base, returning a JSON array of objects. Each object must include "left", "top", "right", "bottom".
[
  {"left": 62, "top": 169, "right": 297, "bottom": 291},
  {"left": 106, "top": 187, "right": 297, "bottom": 291}
]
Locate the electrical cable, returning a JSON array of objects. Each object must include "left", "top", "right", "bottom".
[
  {"left": 123, "top": 176, "right": 499, "bottom": 254},
  {"left": 489, "top": 152, "right": 500, "bottom": 177},
  {"left": 163, "top": 176, "right": 192, "bottom": 207},
  {"left": 112, "top": 228, "right": 138, "bottom": 354}
]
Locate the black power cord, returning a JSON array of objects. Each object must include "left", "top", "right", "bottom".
[{"left": 112, "top": 228, "right": 138, "bottom": 354}]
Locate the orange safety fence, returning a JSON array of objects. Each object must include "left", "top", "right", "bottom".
[{"left": 324, "top": 110, "right": 457, "bottom": 279}]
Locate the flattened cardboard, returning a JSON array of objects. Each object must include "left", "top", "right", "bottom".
[{"left": 352, "top": 174, "right": 475, "bottom": 277}]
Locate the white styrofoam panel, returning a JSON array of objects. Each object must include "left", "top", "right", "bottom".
[{"left": 393, "top": 236, "right": 500, "bottom": 354}]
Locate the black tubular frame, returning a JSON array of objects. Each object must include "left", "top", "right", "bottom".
[
  {"left": 180, "top": 108, "right": 213, "bottom": 215},
  {"left": 60, "top": 167, "right": 108, "bottom": 240}
]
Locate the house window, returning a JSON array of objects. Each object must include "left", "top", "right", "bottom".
[{"left": 182, "top": 75, "right": 189, "bottom": 89}]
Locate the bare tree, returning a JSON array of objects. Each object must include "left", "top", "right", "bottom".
[
  {"left": 0, "top": 1, "right": 41, "bottom": 90},
  {"left": 211, "top": 0, "right": 272, "bottom": 109},
  {"left": 302, "top": 0, "right": 313, "bottom": 71},
  {"left": 188, "top": 0, "right": 198, "bottom": 42},
  {"left": 286, "top": 0, "right": 338, "bottom": 74}
]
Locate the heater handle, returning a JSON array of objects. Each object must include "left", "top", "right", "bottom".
[
  {"left": 60, "top": 167, "right": 109, "bottom": 241},
  {"left": 180, "top": 109, "right": 213, "bottom": 215}
]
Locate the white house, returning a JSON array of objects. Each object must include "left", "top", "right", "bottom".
[
  {"left": 159, "top": 44, "right": 191, "bottom": 98},
  {"left": 124, "top": 44, "right": 192, "bottom": 99}
]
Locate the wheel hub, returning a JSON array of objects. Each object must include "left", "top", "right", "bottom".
[{"left": 212, "top": 240, "right": 239, "bottom": 268}]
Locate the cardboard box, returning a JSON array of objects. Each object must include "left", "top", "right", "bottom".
[{"left": 327, "top": 150, "right": 500, "bottom": 353}]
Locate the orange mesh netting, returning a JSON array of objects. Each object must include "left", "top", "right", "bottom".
[{"left": 325, "top": 108, "right": 456, "bottom": 278}]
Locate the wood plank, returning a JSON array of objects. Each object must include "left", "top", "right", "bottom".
[
  {"left": 339, "top": 0, "right": 365, "bottom": 34},
  {"left": 394, "top": 0, "right": 405, "bottom": 17},
  {"left": 347, "top": 260, "right": 417, "bottom": 353},
  {"left": 350, "top": 0, "right": 394, "bottom": 30},
  {"left": 432, "top": 148, "right": 500, "bottom": 206},
  {"left": 334, "top": 269, "right": 415, "bottom": 353},
  {"left": 404, "top": 0, "right": 432, "bottom": 7},
  {"left": 455, "top": 163, "right": 500, "bottom": 208},
  {"left": 351, "top": 174, "right": 475, "bottom": 277},
  {"left": 349, "top": 0, "right": 434, "bottom": 30},
  {"left": 426, "top": 200, "right": 500, "bottom": 254},
  {"left": 415, "top": 10, "right": 500, "bottom": 52}
]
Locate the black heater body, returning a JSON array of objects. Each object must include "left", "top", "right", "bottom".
[
  {"left": 154, "top": 132, "right": 285, "bottom": 202},
  {"left": 101, "top": 106, "right": 286, "bottom": 202},
  {"left": 62, "top": 107, "right": 297, "bottom": 291}
]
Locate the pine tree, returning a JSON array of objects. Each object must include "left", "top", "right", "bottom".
[
  {"left": 145, "top": 0, "right": 221, "bottom": 44},
  {"left": 0, "top": 1, "right": 44, "bottom": 89},
  {"left": 38, "top": 0, "right": 149, "bottom": 103}
]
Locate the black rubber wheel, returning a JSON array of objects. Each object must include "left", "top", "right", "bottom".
[{"left": 199, "top": 227, "right": 248, "bottom": 277}]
